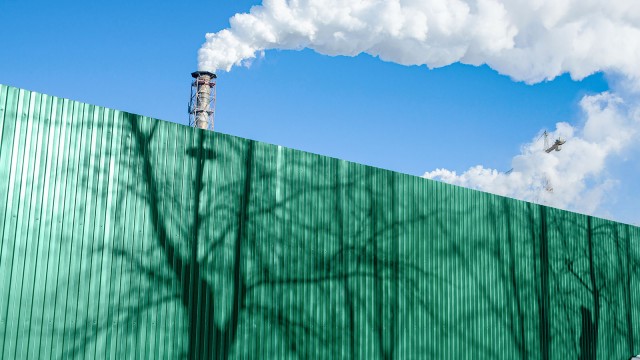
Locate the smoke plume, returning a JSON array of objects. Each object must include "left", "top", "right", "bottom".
[
  {"left": 199, "top": 0, "right": 640, "bottom": 217},
  {"left": 199, "top": 0, "right": 640, "bottom": 82}
]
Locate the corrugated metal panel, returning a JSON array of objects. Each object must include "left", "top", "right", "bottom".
[{"left": 0, "top": 83, "right": 639, "bottom": 359}]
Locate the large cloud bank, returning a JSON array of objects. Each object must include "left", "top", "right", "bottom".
[{"left": 200, "top": 0, "right": 640, "bottom": 217}]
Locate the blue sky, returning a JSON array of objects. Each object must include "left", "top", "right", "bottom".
[{"left": 1, "top": 1, "right": 636, "bottom": 223}]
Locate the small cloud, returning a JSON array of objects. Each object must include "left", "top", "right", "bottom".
[{"left": 424, "top": 90, "right": 639, "bottom": 216}]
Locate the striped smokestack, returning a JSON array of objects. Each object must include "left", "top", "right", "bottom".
[{"left": 189, "top": 71, "right": 217, "bottom": 130}]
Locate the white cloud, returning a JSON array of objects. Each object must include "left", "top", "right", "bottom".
[{"left": 424, "top": 92, "right": 640, "bottom": 214}]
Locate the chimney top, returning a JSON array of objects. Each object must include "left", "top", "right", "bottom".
[{"left": 191, "top": 71, "right": 217, "bottom": 79}]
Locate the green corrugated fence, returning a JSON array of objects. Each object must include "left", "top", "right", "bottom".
[{"left": 0, "top": 83, "right": 639, "bottom": 359}]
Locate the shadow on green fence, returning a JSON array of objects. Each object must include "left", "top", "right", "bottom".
[{"left": 0, "top": 84, "right": 638, "bottom": 359}]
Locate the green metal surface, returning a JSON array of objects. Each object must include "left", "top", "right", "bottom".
[{"left": 0, "top": 83, "right": 638, "bottom": 359}]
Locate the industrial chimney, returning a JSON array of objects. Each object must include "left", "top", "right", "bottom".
[{"left": 189, "top": 71, "right": 217, "bottom": 130}]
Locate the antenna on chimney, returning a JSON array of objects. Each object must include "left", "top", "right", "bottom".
[{"left": 189, "top": 71, "right": 217, "bottom": 131}]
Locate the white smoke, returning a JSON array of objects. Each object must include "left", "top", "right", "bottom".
[
  {"left": 199, "top": 0, "right": 640, "bottom": 217},
  {"left": 199, "top": 0, "right": 640, "bottom": 83}
]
